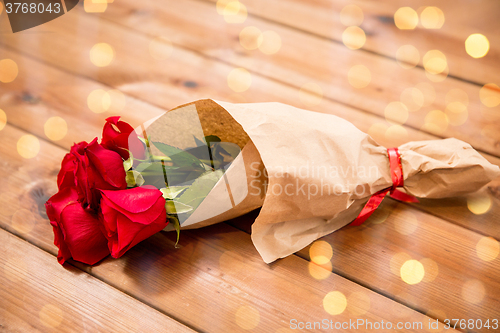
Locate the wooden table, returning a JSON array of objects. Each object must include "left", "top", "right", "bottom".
[{"left": 1, "top": 0, "right": 499, "bottom": 331}]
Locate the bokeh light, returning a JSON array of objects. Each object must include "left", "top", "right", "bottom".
[
  {"left": 445, "top": 102, "right": 468, "bottom": 126},
  {"left": 347, "top": 292, "right": 370, "bottom": 316},
  {"left": 422, "top": 110, "right": 448, "bottom": 134},
  {"left": 465, "top": 34, "right": 490, "bottom": 59},
  {"left": 149, "top": 36, "right": 173, "bottom": 60},
  {"left": 39, "top": 304, "right": 64, "bottom": 328},
  {"left": 366, "top": 207, "right": 390, "bottom": 225},
  {"left": 340, "top": 5, "right": 364, "bottom": 27},
  {"left": 299, "top": 82, "right": 324, "bottom": 107},
  {"left": 384, "top": 101, "right": 409, "bottom": 125},
  {"left": 394, "top": 7, "right": 418, "bottom": 30},
  {"left": 235, "top": 305, "right": 260, "bottom": 330},
  {"left": 420, "top": 258, "right": 439, "bottom": 282},
  {"left": 385, "top": 125, "right": 408, "bottom": 142},
  {"left": 425, "top": 65, "right": 448, "bottom": 82},
  {"left": 87, "top": 89, "right": 111, "bottom": 113},
  {"left": 467, "top": 193, "right": 492, "bottom": 215},
  {"left": 258, "top": 31, "right": 282, "bottom": 55},
  {"left": 0, "top": 59, "right": 19, "bottom": 83},
  {"left": 239, "top": 26, "right": 263, "bottom": 50},
  {"left": 90, "top": 43, "right": 114, "bottom": 67},
  {"left": 445, "top": 88, "right": 469, "bottom": 106},
  {"left": 0, "top": 109, "right": 6, "bottom": 131},
  {"left": 308, "top": 261, "right": 332, "bottom": 280},
  {"left": 44, "top": 117, "right": 68, "bottom": 141},
  {"left": 309, "top": 240, "right": 333, "bottom": 265},
  {"left": 17, "top": 135, "right": 40, "bottom": 159},
  {"left": 368, "top": 123, "right": 389, "bottom": 143},
  {"left": 415, "top": 82, "right": 436, "bottom": 106},
  {"left": 84, "top": 0, "right": 107, "bottom": 13},
  {"left": 347, "top": 64, "right": 371, "bottom": 88},
  {"left": 227, "top": 68, "right": 252, "bottom": 92},
  {"left": 107, "top": 89, "right": 126, "bottom": 112},
  {"left": 0, "top": 192, "right": 19, "bottom": 217},
  {"left": 423, "top": 50, "right": 447, "bottom": 75},
  {"left": 420, "top": 7, "right": 445, "bottom": 29},
  {"left": 394, "top": 212, "right": 418, "bottom": 235},
  {"left": 400, "top": 259, "right": 425, "bottom": 285},
  {"left": 223, "top": 1, "right": 247, "bottom": 24},
  {"left": 396, "top": 45, "right": 420, "bottom": 69},
  {"left": 476, "top": 237, "right": 499, "bottom": 262},
  {"left": 400, "top": 87, "right": 424, "bottom": 112},
  {"left": 479, "top": 83, "right": 500, "bottom": 107},
  {"left": 342, "top": 26, "right": 366, "bottom": 50},
  {"left": 11, "top": 209, "right": 35, "bottom": 234},
  {"left": 323, "top": 291, "right": 347, "bottom": 315},
  {"left": 216, "top": 0, "right": 231, "bottom": 14},
  {"left": 390, "top": 252, "right": 412, "bottom": 276},
  {"left": 461, "top": 279, "right": 485, "bottom": 304}
]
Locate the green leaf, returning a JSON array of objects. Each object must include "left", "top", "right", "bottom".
[
  {"left": 193, "top": 135, "right": 205, "bottom": 147},
  {"left": 134, "top": 162, "right": 178, "bottom": 174},
  {"left": 169, "top": 215, "right": 181, "bottom": 247},
  {"left": 176, "top": 169, "right": 224, "bottom": 211},
  {"left": 126, "top": 170, "right": 145, "bottom": 187},
  {"left": 152, "top": 141, "right": 204, "bottom": 169},
  {"left": 212, "top": 142, "right": 241, "bottom": 165},
  {"left": 165, "top": 200, "right": 193, "bottom": 214},
  {"left": 123, "top": 150, "right": 134, "bottom": 171},
  {"left": 160, "top": 186, "right": 189, "bottom": 199}
]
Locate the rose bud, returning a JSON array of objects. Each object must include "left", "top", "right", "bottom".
[
  {"left": 101, "top": 116, "right": 145, "bottom": 160},
  {"left": 99, "top": 187, "right": 168, "bottom": 258},
  {"left": 70, "top": 139, "right": 127, "bottom": 209},
  {"left": 45, "top": 187, "right": 110, "bottom": 265}
]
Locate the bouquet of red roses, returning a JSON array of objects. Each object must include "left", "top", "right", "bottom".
[
  {"left": 46, "top": 103, "right": 245, "bottom": 265},
  {"left": 47, "top": 99, "right": 500, "bottom": 265},
  {"left": 45, "top": 117, "right": 170, "bottom": 264}
]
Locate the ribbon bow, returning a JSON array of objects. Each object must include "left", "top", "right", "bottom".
[{"left": 350, "top": 148, "right": 418, "bottom": 226}]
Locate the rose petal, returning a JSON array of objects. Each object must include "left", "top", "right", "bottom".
[
  {"left": 45, "top": 187, "right": 79, "bottom": 222},
  {"left": 86, "top": 140, "right": 127, "bottom": 190},
  {"left": 57, "top": 153, "right": 77, "bottom": 190},
  {"left": 59, "top": 203, "right": 110, "bottom": 265},
  {"left": 101, "top": 187, "right": 163, "bottom": 215}
]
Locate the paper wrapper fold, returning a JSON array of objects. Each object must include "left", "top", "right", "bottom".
[{"left": 154, "top": 99, "right": 500, "bottom": 263}]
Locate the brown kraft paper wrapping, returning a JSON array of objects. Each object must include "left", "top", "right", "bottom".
[{"left": 155, "top": 99, "right": 500, "bottom": 263}]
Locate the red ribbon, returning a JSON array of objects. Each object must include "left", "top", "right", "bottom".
[{"left": 350, "top": 148, "right": 419, "bottom": 226}]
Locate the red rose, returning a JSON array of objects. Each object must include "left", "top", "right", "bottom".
[
  {"left": 57, "top": 138, "right": 127, "bottom": 208},
  {"left": 45, "top": 187, "right": 110, "bottom": 265},
  {"left": 101, "top": 116, "right": 145, "bottom": 160},
  {"left": 99, "top": 187, "right": 168, "bottom": 258}
]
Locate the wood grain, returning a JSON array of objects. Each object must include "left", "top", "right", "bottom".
[
  {"left": 100, "top": 0, "right": 500, "bottom": 157},
  {"left": 0, "top": 123, "right": 457, "bottom": 332},
  {"left": 228, "top": 198, "right": 500, "bottom": 331},
  {"left": 0, "top": 30, "right": 499, "bottom": 241},
  {"left": 0, "top": 3, "right": 499, "bottom": 157},
  {"left": 204, "top": 0, "right": 500, "bottom": 85},
  {"left": 0, "top": 229, "right": 195, "bottom": 333}
]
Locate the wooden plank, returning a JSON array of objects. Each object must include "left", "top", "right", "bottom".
[
  {"left": 204, "top": 0, "right": 500, "bottom": 85},
  {"left": 0, "top": 229, "right": 196, "bottom": 333},
  {"left": 0, "top": 30, "right": 499, "bottom": 240},
  {"left": 0, "top": 3, "right": 499, "bottom": 157},
  {"left": 406, "top": 177, "right": 500, "bottom": 240},
  {"left": 101, "top": 0, "right": 499, "bottom": 158},
  {"left": 0, "top": 124, "right": 453, "bottom": 332},
  {"left": 229, "top": 199, "right": 500, "bottom": 330}
]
